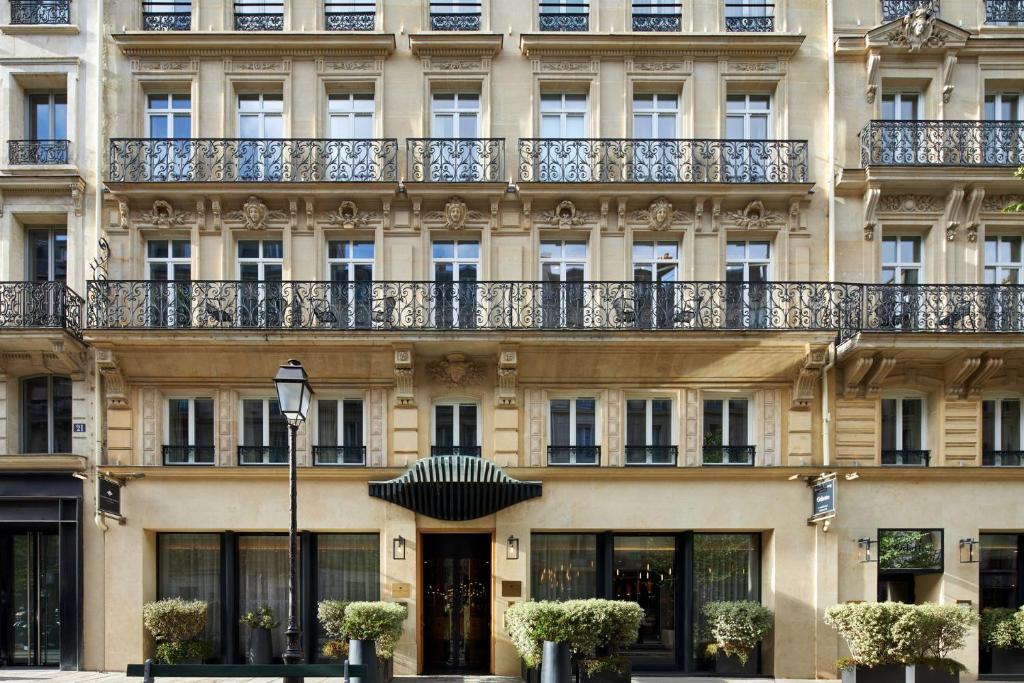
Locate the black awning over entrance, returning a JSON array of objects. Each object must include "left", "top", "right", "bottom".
[{"left": 369, "top": 456, "right": 541, "bottom": 521}]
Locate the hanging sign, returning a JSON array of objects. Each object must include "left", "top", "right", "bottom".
[
  {"left": 98, "top": 477, "right": 122, "bottom": 517},
  {"left": 809, "top": 474, "right": 836, "bottom": 523}
]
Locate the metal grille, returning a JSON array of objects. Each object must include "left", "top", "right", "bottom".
[
  {"left": 539, "top": 0, "right": 589, "bottom": 31},
  {"left": 9, "top": 140, "right": 68, "bottom": 165},
  {"left": 881, "top": 450, "right": 931, "bottom": 466},
  {"left": 632, "top": 0, "right": 681, "bottom": 31},
  {"left": 142, "top": 1, "right": 191, "bottom": 30},
  {"left": 430, "top": 0, "right": 481, "bottom": 30},
  {"left": 624, "top": 445, "right": 678, "bottom": 465},
  {"left": 0, "top": 281, "right": 83, "bottom": 336},
  {"left": 860, "top": 120, "right": 1024, "bottom": 167},
  {"left": 313, "top": 446, "right": 367, "bottom": 466},
  {"left": 234, "top": 1, "right": 283, "bottom": 30},
  {"left": 406, "top": 138, "right": 505, "bottom": 183},
  {"left": 985, "top": 0, "right": 1024, "bottom": 24},
  {"left": 324, "top": 1, "right": 375, "bottom": 30},
  {"left": 9, "top": 0, "right": 70, "bottom": 24},
  {"left": 882, "top": 0, "right": 937, "bottom": 21},
  {"left": 724, "top": 1, "right": 773, "bottom": 31},
  {"left": 703, "top": 445, "right": 756, "bottom": 465}
]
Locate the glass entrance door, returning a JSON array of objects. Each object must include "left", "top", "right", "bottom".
[
  {"left": 422, "top": 534, "right": 491, "bottom": 673},
  {"left": 0, "top": 530, "right": 61, "bottom": 667},
  {"left": 613, "top": 535, "right": 677, "bottom": 669}
]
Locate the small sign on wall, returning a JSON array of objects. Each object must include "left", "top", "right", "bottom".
[
  {"left": 809, "top": 474, "right": 836, "bottom": 523},
  {"left": 501, "top": 581, "right": 522, "bottom": 598},
  {"left": 391, "top": 582, "right": 411, "bottom": 598},
  {"left": 73, "top": 422, "right": 86, "bottom": 433},
  {"left": 98, "top": 477, "right": 122, "bottom": 517}
]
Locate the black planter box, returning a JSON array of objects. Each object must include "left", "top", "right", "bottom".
[
  {"left": 908, "top": 664, "right": 959, "bottom": 683},
  {"left": 522, "top": 661, "right": 541, "bottom": 683},
  {"left": 377, "top": 656, "right": 393, "bottom": 683},
  {"left": 991, "top": 647, "right": 1024, "bottom": 675},
  {"left": 841, "top": 664, "right": 959, "bottom": 683},
  {"left": 715, "top": 648, "right": 760, "bottom": 676}
]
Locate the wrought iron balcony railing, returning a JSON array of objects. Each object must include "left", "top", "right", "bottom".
[
  {"left": 87, "top": 280, "right": 859, "bottom": 333},
  {"left": 702, "top": 445, "right": 756, "bottom": 465},
  {"left": 882, "top": 0, "right": 936, "bottom": 21},
  {"left": 406, "top": 138, "right": 505, "bottom": 183},
  {"left": 325, "top": 0, "right": 374, "bottom": 30},
  {"left": 431, "top": 445, "right": 482, "bottom": 457},
  {"left": 539, "top": 1, "right": 589, "bottom": 30},
  {"left": 163, "top": 445, "right": 215, "bottom": 465},
  {"left": 108, "top": 138, "right": 399, "bottom": 183},
  {"left": 860, "top": 120, "right": 1024, "bottom": 167},
  {"left": 430, "top": 0, "right": 481, "bottom": 30},
  {"left": 234, "top": 2, "right": 283, "bottom": 31},
  {"left": 881, "top": 449, "right": 930, "bottom": 466},
  {"left": 632, "top": 2, "right": 682, "bottom": 31},
  {"left": 983, "top": 450, "right": 1024, "bottom": 467},
  {"left": 314, "top": 445, "right": 367, "bottom": 465},
  {"left": 724, "top": 1, "right": 774, "bottom": 31},
  {"left": 548, "top": 445, "right": 601, "bottom": 465},
  {"left": 986, "top": 0, "right": 1024, "bottom": 23},
  {"left": 518, "top": 138, "right": 808, "bottom": 183},
  {"left": 625, "top": 445, "right": 678, "bottom": 465},
  {"left": 859, "top": 285, "right": 1024, "bottom": 335},
  {"left": 238, "top": 445, "right": 288, "bottom": 465},
  {"left": 9, "top": 140, "right": 68, "bottom": 165},
  {"left": 142, "top": 1, "right": 191, "bottom": 30},
  {"left": 10, "top": 0, "right": 70, "bottom": 24},
  {"left": 0, "top": 282, "right": 83, "bottom": 336}
]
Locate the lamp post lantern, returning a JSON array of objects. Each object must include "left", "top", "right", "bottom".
[{"left": 274, "top": 359, "right": 313, "bottom": 680}]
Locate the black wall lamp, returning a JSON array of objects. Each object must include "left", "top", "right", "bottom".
[
  {"left": 858, "top": 538, "right": 879, "bottom": 563},
  {"left": 959, "top": 538, "right": 979, "bottom": 563},
  {"left": 506, "top": 535, "right": 520, "bottom": 560},
  {"left": 392, "top": 535, "right": 406, "bottom": 560}
]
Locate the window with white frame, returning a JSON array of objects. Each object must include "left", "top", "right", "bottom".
[
  {"left": 236, "top": 240, "right": 283, "bottom": 327},
  {"left": 984, "top": 93, "right": 1023, "bottom": 164},
  {"left": 429, "top": 93, "right": 490, "bottom": 181},
  {"left": 724, "top": 94, "right": 772, "bottom": 181},
  {"left": 702, "top": 398, "right": 753, "bottom": 465},
  {"left": 725, "top": 241, "right": 771, "bottom": 328},
  {"left": 632, "top": 241, "right": 680, "bottom": 328},
  {"left": 881, "top": 397, "right": 928, "bottom": 465},
  {"left": 239, "top": 398, "right": 289, "bottom": 464},
  {"left": 432, "top": 403, "right": 480, "bottom": 457},
  {"left": 164, "top": 398, "right": 215, "bottom": 465},
  {"left": 548, "top": 398, "right": 598, "bottom": 465},
  {"left": 27, "top": 92, "right": 68, "bottom": 142},
  {"left": 881, "top": 236, "right": 922, "bottom": 285},
  {"left": 985, "top": 236, "right": 1022, "bottom": 285},
  {"left": 321, "top": 240, "right": 374, "bottom": 329},
  {"left": 146, "top": 239, "right": 193, "bottom": 327},
  {"left": 983, "top": 398, "right": 1023, "bottom": 467},
  {"left": 540, "top": 240, "right": 587, "bottom": 328},
  {"left": 631, "top": 93, "right": 681, "bottom": 181},
  {"left": 541, "top": 93, "right": 587, "bottom": 137},
  {"left": 326, "top": 92, "right": 376, "bottom": 180},
  {"left": 315, "top": 399, "right": 365, "bottom": 465},
  {"left": 329, "top": 93, "right": 374, "bottom": 138},
  {"left": 625, "top": 398, "right": 675, "bottom": 464},
  {"left": 536, "top": 93, "right": 588, "bottom": 181},
  {"left": 21, "top": 375, "right": 71, "bottom": 454},
  {"left": 881, "top": 92, "right": 922, "bottom": 120},
  {"left": 432, "top": 240, "right": 479, "bottom": 329},
  {"left": 237, "top": 93, "right": 283, "bottom": 180},
  {"left": 146, "top": 93, "right": 192, "bottom": 180}
]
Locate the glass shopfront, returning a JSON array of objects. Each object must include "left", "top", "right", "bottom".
[{"left": 979, "top": 534, "right": 1024, "bottom": 675}]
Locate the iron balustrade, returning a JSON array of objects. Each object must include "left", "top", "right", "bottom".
[
  {"left": 108, "top": 138, "right": 399, "bottom": 183},
  {"left": 142, "top": 1, "right": 191, "bottom": 30},
  {"left": 0, "top": 282, "right": 83, "bottom": 336},
  {"left": 313, "top": 445, "right": 367, "bottom": 465},
  {"left": 430, "top": 445, "right": 482, "bottom": 457},
  {"left": 538, "top": 1, "right": 589, "bottom": 30},
  {"left": 162, "top": 445, "right": 215, "bottom": 465},
  {"left": 983, "top": 451, "right": 1024, "bottom": 467},
  {"left": 238, "top": 445, "right": 289, "bottom": 465},
  {"left": 860, "top": 120, "right": 1024, "bottom": 167},
  {"left": 407, "top": 138, "right": 505, "bottom": 183},
  {"left": 859, "top": 284, "right": 1024, "bottom": 335},
  {"left": 9, "top": 0, "right": 70, "bottom": 24},
  {"left": 986, "top": 0, "right": 1024, "bottom": 23},
  {"left": 882, "top": 0, "right": 937, "bottom": 21},
  {"left": 234, "top": 1, "right": 283, "bottom": 30},
  {"left": 724, "top": 1, "right": 773, "bottom": 31},
  {"left": 881, "top": 450, "right": 931, "bottom": 466},
  {"left": 430, "top": 0, "right": 481, "bottom": 30},
  {"left": 625, "top": 445, "right": 678, "bottom": 465},
  {"left": 703, "top": 445, "right": 756, "bottom": 465},
  {"left": 632, "top": 1, "right": 682, "bottom": 30},
  {"left": 325, "top": 1, "right": 375, "bottom": 29},
  {"left": 518, "top": 138, "right": 808, "bottom": 183},
  {"left": 548, "top": 445, "right": 601, "bottom": 465},
  {"left": 9, "top": 140, "right": 68, "bottom": 165}
]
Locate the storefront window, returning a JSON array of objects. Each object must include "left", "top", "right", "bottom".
[
  {"left": 531, "top": 534, "right": 598, "bottom": 600},
  {"left": 613, "top": 536, "right": 676, "bottom": 668},
  {"left": 692, "top": 533, "right": 761, "bottom": 671},
  {"left": 238, "top": 535, "right": 290, "bottom": 659},
  {"left": 316, "top": 534, "right": 380, "bottom": 659},
  {"left": 157, "top": 534, "right": 222, "bottom": 656},
  {"left": 980, "top": 534, "right": 1021, "bottom": 610}
]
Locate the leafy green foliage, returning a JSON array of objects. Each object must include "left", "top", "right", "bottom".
[
  {"left": 316, "top": 600, "right": 406, "bottom": 660},
  {"left": 240, "top": 605, "right": 280, "bottom": 630},
  {"left": 701, "top": 601, "right": 774, "bottom": 665},
  {"left": 154, "top": 640, "right": 212, "bottom": 665},
  {"left": 878, "top": 531, "right": 941, "bottom": 571},
  {"left": 504, "top": 600, "right": 644, "bottom": 668},
  {"left": 580, "top": 655, "right": 629, "bottom": 677},
  {"left": 1005, "top": 167, "right": 1024, "bottom": 212},
  {"left": 980, "top": 608, "right": 1024, "bottom": 651},
  {"left": 142, "top": 598, "right": 209, "bottom": 643},
  {"left": 317, "top": 600, "right": 350, "bottom": 640}
]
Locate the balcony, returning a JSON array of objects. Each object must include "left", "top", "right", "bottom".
[
  {"left": 107, "top": 138, "right": 399, "bottom": 183},
  {"left": 162, "top": 445, "right": 214, "bottom": 465},
  {"left": 517, "top": 138, "right": 808, "bottom": 183},
  {"left": 9, "top": 0, "right": 70, "bottom": 24},
  {"left": 625, "top": 445, "right": 678, "bottom": 465},
  {"left": 539, "top": 1, "right": 589, "bottom": 31},
  {"left": 859, "top": 285, "right": 1024, "bottom": 335},
  {"left": 548, "top": 445, "right": 600, "bottom": 465},
  {"left": 986, "top": 0, "right": 1024, "bottom": 23},
  {"left": 882, "top": 0, "right": 936, "bottom": 21},
  {"left": 724, "top": 1, "right": 774, "bottom": 31},
  {"left": 983, "top": 450, "right": 1024, "bottom": 467},
  {"left": 881, "top": 449, "right": 930, "bottom": 466},
  {"left": 8, "top": 140, "right": 68, "bottom": 165},
  {"left": 702, "top": 445, "right": 756, "bottom": 465},
  {"left": 313, "top": 445, "right": 367, "bottom": 465},
  {"left": 632, "top": 2, "right": 682, "bottom": 31},
  {"left": 859, "top": 120, "right": 1024, "bottom": 167},
  {"left": 325, "top": 1, "right": 374, "bottom": 30},
  {"left": 142, "top": 1, "right": 191, "bottom": 30},
  {"left": 234, "top": 1, "right": 283, "bottom": 31},
  {"left": 0, "top": 282, "right": 83, "bottom": 336},
  {"left": 87, "top": 280, "right": 857, "bottom": 333},
  {"left": 430, "top": 0, "right": 481, "bottom": 30},
  {"left": 406, "top": 138, "right": 505, "bottom": 183},
  {"left": 238, "top": 445, "right": 288, "bottom": 465},
  {"left": 431, "top": 445, "right": 482, "bottom": 457}
]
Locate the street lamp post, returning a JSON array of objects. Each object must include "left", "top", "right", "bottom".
[{"left": 274, "top": 359, "right": 313, "bottom": 683}]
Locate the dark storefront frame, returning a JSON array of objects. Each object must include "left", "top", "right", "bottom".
[{"left": 979, "top": 533, "right": 1024, "bottom": 677}]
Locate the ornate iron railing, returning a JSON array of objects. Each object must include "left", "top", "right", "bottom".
[
  {"left": 632, "top": 1, "right": 682, "bottom": 31},
  {"left": 87, "top": 280, "right": 860, "bottom": 333},
  {"left": 539, "top": 1, "right": 589, "bottom": 30},
  {"left": 238, "top": 445, "right": 288, "bottom": 465},
  {"left": 983, "top": 450, "right": 1024, "bottom": 467},
  {"left": 9, "top": 140, "right": 68, "bottom": 165},
  {"left": 882, "top": 0, "right": 936, "bottom": 21},
  {"left": 860, "top": 120, "right": 1024, "bottom": 167},
  {"left": 10, "top": 0, "right": 70, "bottom": 24},
  {"left": 859, "top": 285, "right": 1024, "bottom": 335},
  {"left": 625, "top": 445, "right": 678, "bottom": 465},
  {"left": 430, "top": 0, "right": 481, "bottom": 29},
  {"left": 234, "top": 1, "right": 284, "bottom": 31},
  {"left": 107, "top": 138, "right": 399, "bottom": 183},
  {"left": 724, "top": 1, "right": 773, "bottom": 31},
  {"left": 431, "top": 445, "right": 482, "bottom": 457},
  {"left": 325, "top": 1, "right": 374, "bottom": 29},
  {"left": 548, "top": 445, "right": 600, "bottom": 465},
  {"left": 163, "top": 445, "right": 215, "bottom": 465},
  {"left": 703, "top": 445, "right": 756, "bottom": 465},
  {"left": 518, "top": 138, "right": 808, "bottom": 183},
  {"left": 881, "top": 450, "right": 930, "bottom": 466},
  {"left": 986, "top": 0, "right": 1024, "bottom": 23},
  {"left": 0, "top": 282, "right": 83, "bottom": 336},
  {"left": 142, "top": 1, "right": 191, "bottom": 30},
  {"left": 407, "top": 138, "right": 505, "bottom": 183},
  {"left": 314, "top": 445, "right": 367, "bottom": 465}
]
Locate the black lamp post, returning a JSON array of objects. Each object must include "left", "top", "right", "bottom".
[{"left": 274, "top": 359, "right": 313, "bottom": 680}]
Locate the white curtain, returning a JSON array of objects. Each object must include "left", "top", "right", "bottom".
[
  {"left": 238, "top": 535, "right": 290, "bottom": 658},
  {"left": 158, "top": 534, "right": 222, "bottom": 655}
]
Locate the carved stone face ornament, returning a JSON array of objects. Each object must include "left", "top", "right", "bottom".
[
  {"left": 444, "top": 197, "right": 468, "bottom": 231},
  {"left": 648, "top": 198, "right": 673, "bottom": 231},
  {"left": 242, "top": 196, "right": 268, "bottom": 230}
]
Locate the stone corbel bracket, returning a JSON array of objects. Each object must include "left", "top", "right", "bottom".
[
  {"left": 393, "top": 346, "right": 415, "bottom": 406},
  {"left": 863, "top": 186, "right": 881, "bottom": 241},
  {"left": 792, "top": 348, "right": 827, "bottom": 410},
  {"left": 963, "top": 187, "right": 985, "bottom": 243},
  {"left": 865, "top": 51, "right": 881, "bottom": 103},
  {"left": 841, "top": 354, "right": 896, "bottom": 398},
  {"left": 96, "top": 349, "right": 129, "bottom": 410},
  {"left": 946, "top": 355, "right": 1004, "bottom": 400},
  {"left": 943, "top": 185, "right": 965, "bottom": 241},
  {"left": 496, "top": 347, "right": 518, "bottom": 407}
]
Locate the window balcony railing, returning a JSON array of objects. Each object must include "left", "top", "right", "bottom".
[
  {"left": 325, "top": 1, "right": 375, "bottom": 30},
  {"left": 702, "top": 445, "right": 755, "bottom": 465},
  {"left": 107, "top": 138, "right": 399, "bottom": 183},
  {"left": 518, "top": 138, "right": 808, "bottom": 183},
  {"left": 548, "top": 445, "right": 601, "bottom": 465},
  {"left": 313, "top": 445, "right": 367, "bottom": 465},
  {"left": 983, "top": 450, "right": 1024, "bottom": 467},
  {"left": 142, "top": 1, "right": 191, "bottom": 30},
  {"left": 9, "top": 140, "right": 68, "bottom": 165},
  {"left": 238, "top": 445, "right": 288, "bottom": 465},
  {"left": 632, "top": 2, "right": 682, "bottom": 30},
  {"left": 234, "top": 2, "right": 283, "bottom": 30},
  {"left": 724, "top": 1, "right": 773, "bottom": 31},
  {"left": 625, "top": 445, "right": 678, "bottom": 465},
  {"left": 0, "top": 281, "right": 83, "bottom": 336},
  {"left": 430, "top": 0, "right": 481, "bottom": 30},
  {"left": 859, "top": 120, "right": 1024, "bottom": 167},
  {"left": 881, "top": 449, "right": 930, "bottom": 466},
  {"left": 87, "top": 280, "right": 859, "bottom": 333},
  {"left": 430, "top": 445, "right": 482, "bottom": 457},
  {"left": 986, "top": 0, "right": 1024, "bottom": 23},
  {"left": 9, "top": 0, "right": 70, "bottom": 24},
  {"left": 859, "top": 284, "right": 1024, "bottom": 335},
  {"left": 162, "top": 445, "right": 215, "bottom": 465},
  {"left": 539, "top": 1, "right": 589, "bottom": 30},
  {"left": 407, "top": 138, "right": 505, "bottom": 183},
  {"left": 881, "top": 0, "right": 936, "bottom": 21}
]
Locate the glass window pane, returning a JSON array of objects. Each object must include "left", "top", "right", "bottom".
[
  {"left": 52, "top": 377, "right": 71, "bottom": 454},
  {"left": 651, "top": 400, "right": 672, "bottom": 447},
  {"left": 459, "top": 405, "right": 477, "bottom": 447},
  {"left": 194, "top": 399, "right": 214, "bottom": 447},
  {"left": 703, "top": 400, "right": 723, "bottom": 447},
  {"left": 550, "top": 399, "right": 570, "bottom": 445},
  {"left": 626, "top": 400, "right": 647, "bottom": 446},
  {"left": 881, "top": 399, "right": 897, "bottom": 451},
  {"left": 238, "top": 535, "right": 290, "bottom": 658},
  {"left": 531, "top": 534, "right": 598, "bottom": 601},
  {"left": 728, "top": 400, "right": 748, "bottom": 446},
  {"left": 168, "top": 399, "right": 190, "bottom": 447},
  {"left": 435, "top": 405, "right": 454, "bottom": 446},
  {"left": 692, "top": 534, "right": 759, "bottom": 671},
  {"left": 318, "top": 400, "right": 338, "bottom": 446},
  {"left": 902, "top": 399, "right": 923, "bottom": 450},
  {"left": 576, "top": 399, "right": 596, "bottom": 447},
  {"left": 158, "top": 534, "right": 222, "bottom": 655},
  {"left": 343, "top": 400, "right": 363, "bottom": 447},
  {"left": 614, "top": 536, "right": 676, "bottom": 663},
  {"left": 983, "top": 400, "right": 996, "bottom": 453},
  {"left": 1001, "top": 400, "right": 1020, "bottom": 451},
  {"left": 316, "top": 534, "right": 380, "bottom": 660}
]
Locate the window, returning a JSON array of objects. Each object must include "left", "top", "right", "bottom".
[
  {"left": 881, "top": 397, "right": 928, "bottom": 465},
  {"left": 613, "top": 536, "right": 677, "bottom": 663},
  {"left": 143, "top": 2, "right": 193, "bottom": 31},
  {"left": 146, "top": 240, "right": 192, "bottom": 328},
  {"left": 21, "top": 376, "right": 71, "bottom": 454},
  {"left": 725, "top": 94, "right": 771, "bottom": 181},
  {"left": 432, "top": 403, "right": 480, "bottom": 457},
  {"left": 431, "top": 93, "right": 480, "bottom": 137},
  {"left": 237, "top": 93, "right": 283, "bottom": 180},
  {"left": 157, "top": 534, "right": 221, "bottom": 654},
  {"left": 315, "top": 399, "right": 365, "bottom": 465},
  {"left": 239, "top": 399, "right": 288, "bottom": 464},
  {"left": 430, "top": 0, "right": 482, "bottom": 30},
  {"left": 692, "top": 534, "right": 761, "bottom": 670},
  {"left": 329, "top": 93, "right": 373, "bottom": 138},
  {"left": 632, "top": 94, "right": 681, "bottom": 181},
  {"left": 432, "top": 240, "right": 479, "bottom": 329},
  {"left": 16, "top": 92, "right": 68, "bottom": 164},
  {"left": 983, "top": 398, "right": 1023, "bottom": 467},
  {"left": 541, "top": 93, "right": 587, "bottom": 137},
  {"left": 625, "top": 399, "right": 675, "bottom": 464},
  {"left": 881, "top": 236, "right": 922, "bottom": 284},
  {"left": 724, "top": 0, "right": 774, "bottom": 31},
  {"left": 165, "top": 398, "right": 215, "bottom": 465},
  {"left": 536, "top": 93, "right": 588, "bottom": 181},
  {"left": 982, "top": 94, "right": 1023, "bottom": 164},
  {"left": 540, "top": 240, "right": 587, "bottom": 328},
  {"left": 702, "top": 398, "right": 753, "bottom": 465},
  {"left": 429, "top": 93, "right": 488, "bottom": 182},
  {"left": 531, "top": 534, "right": 598, "bottom": 600},
  {"left": 632, "top": 241, "right": 681, "bottom": 328},
  {"left": 325, "top": 1, "right": 375, "bottom": 30},
  {"left": 725, "top": 241, "right": 771, "bottom": 328},
  {"left": 539, "top": 0, "right": 589, "bottom": 31},
  {"left": 548, "top": 398, "right": 598, "bottom": 465},
  {"left": 146, "top": 94, "right": 192, "bottom": 180},
  {"left": 979, "top": 534, "right": 1023, "bottom": 615},
  {"left": 881, "top": 92, "right": 921, "bottom": 121},
  {"left": 237, "top": 535, "right": 288, "bottom": 656},
  {"left": 314, "top": 535, "right": 380, "bottom": 659},
  {"left": 27, "top": 228, "right": 67, "bottom": 283},
  {"left": 236, "top": 240, "right": 283, "bottom": 327},
  {"left": 878, "top": 529, "right": 943, "bottom": 573},
  {"left": 983, "top": 236, "right": 1022, "bottom": 331},
  {"left": 234, "top": 0, "right": 284, "bottom": 30},
  {"left": 632, "top": 0, "right": 682, "bottom": 31},
  {"left": 323, "top": 240, "right": 374, "bottom": 329}
]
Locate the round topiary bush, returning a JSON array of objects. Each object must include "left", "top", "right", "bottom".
[{"left": 702, "top": 600, "right": 774, "bottom": 665}]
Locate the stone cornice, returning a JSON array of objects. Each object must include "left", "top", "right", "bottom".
[
  {"left": 836, "top": 166, "right": 1023, "bottom": 194},
  {"left": 835, "top": 29, "right": 1024, "bottom": 59},
  {"left": 519, "top": 32, "right": 805, "bottom": 58},
  {"left": 408, "top": 32, "right": 503, "bottom": 57},
  {"left": 0, "top": 174, "right": 85, "bottom": 194},
  {"left": 111, "top": 31, "right": 396, "bottom": 58},
  {"left": 0, "top": 455, "right": 88, "bottom": 472}
]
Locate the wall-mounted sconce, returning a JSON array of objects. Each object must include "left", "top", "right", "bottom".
[
  {"left": 392, "top": 535, "right": 406, "bottom": 561},
  {"left": 506, "top": 535, "right": 520, "bottom": 560},
  {"left": 858, "top": 538, "right": 879, "bottom": 563},
  {"left": 959, "top": 538, "right": 979, "bottom": 564}
]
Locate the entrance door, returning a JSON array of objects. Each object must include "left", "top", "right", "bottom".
[
  {"left": 421, "top": 534, "right": 491, "bottom": 673},
  {"left": 0, "top": 530, "right": 61, "bottom": 667}
]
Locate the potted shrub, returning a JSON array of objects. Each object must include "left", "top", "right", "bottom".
[
  {"left": 980, "top": 608, "right": 1024, "bottom": 674},
  {"left": 568, "top": 600, "right": 644, "bottom": 683},
  {"left": 240, "top": 606, "right": 279, "bottom": 665},
  {"left": 318, "top": 599, "right": 350, "bottom": 664},
  {"left": 341, "top": 601, "right": 407, "bottom": 683},
  {"left": 142, "top": 597, "right": 212, "bottom": 664},
  {"left": 506, "top": 601, "right": 572, "bottom": 683},
  {"left": 702, "top": 600, "right": 773, "bottom": 675}
]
